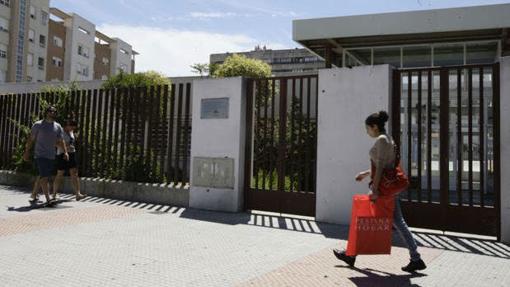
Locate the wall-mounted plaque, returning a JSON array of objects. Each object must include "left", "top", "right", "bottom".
[{"left": 201, "top": 98, "right": 229, "bottom": 119}]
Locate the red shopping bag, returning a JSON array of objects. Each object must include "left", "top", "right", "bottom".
[{"left": 345, "top": 194, "right": 395, "bottom": 256}]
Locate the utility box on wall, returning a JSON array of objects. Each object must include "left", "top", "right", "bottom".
[{"left": 192, "top": 157, "right": 235, "bottom": 189}]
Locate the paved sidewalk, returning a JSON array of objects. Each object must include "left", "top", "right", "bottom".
[{"left": 1, "top": 185, "right": 509, "bottom": 286}]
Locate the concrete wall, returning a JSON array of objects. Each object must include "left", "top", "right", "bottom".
[
  {"left": 500, "top": 57, "right": 510, "bottom": 243},
  {"left": 0, "top": 171, "right": 189, "bottom": 207},
  {"left": 0, "top": 76, "right": 200, "bottom": 95},
  {"left": 316, "top": 65, "right": 392, "bottom": 224},
  {"left": 189, "top": 77, "right": 246, "bottom": 212},
  {"left": 0, "top": 79, "right": 104, "bottom": 94}
]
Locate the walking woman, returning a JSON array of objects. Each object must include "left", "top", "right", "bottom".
[
  {"left": 52, "top": 119, "right": 86, "bottom": 201},
  {"left": 333, "top": 111, "right": 427, "bottom": 273}
]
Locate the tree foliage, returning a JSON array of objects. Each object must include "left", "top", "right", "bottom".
[
  {"left": 102, "top": 70, "right": 171, "bottom": 89},
  {"left": 190, "top": 63, "right": 210, "bottom": 77},
  {"left": 212, "top": 54, "right": 271, "bottom": 78}
]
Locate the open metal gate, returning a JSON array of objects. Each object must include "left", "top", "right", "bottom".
[
  {"left": 244, "top": 75, "right": 318, "bottom": 216},
  {"left": 392, "top": 63, "right": 500, "bottom": 237}
]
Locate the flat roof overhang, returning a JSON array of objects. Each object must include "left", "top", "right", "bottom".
[{"left": 293, "top": 4, "right": 510, "bottom": 63}]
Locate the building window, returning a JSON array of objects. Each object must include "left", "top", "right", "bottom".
[
  {"left": 0, "top": 17, "right": 9, "bottom": 32},
  {"left": 41, "top": 11, "right": 48, "bottom": 25},
  {"left": 30, "top": 6, "right": 36, "bottom": 19},
  {"left": 466, "top": 42, "right": 499, "bottom": 64},
  {"left": 27, "top": 53, "right": 33, "bottom": 66},
  {"left": 0, "top": 69, "right": 6, "bottom": 83},
  {"left": 78, "top": 45, "right": 89, "bottom": 58},
  {"left": 120, "top": 48, "right": 129, "bottom": 55},
  {"left": 38, "top": 57, "right": 44, "bottom": 70},
  {"left": 433, "top": 44, "right": 464, "bottom": 66},
  {"left": 39, "top": 34, "right": 46, "bottom": 48},
  {"left": 53, "top": 36, "right": 63, "bottom": 47},
  {"left": 28, "top": 29, "right": 35, "bottom": 42},
  {"left": 102, "top": 57, "right": 109, "bottom": 65},
  {"left": 0, "top": 0, "right": 10, "bottom": 7},
  {"left": 52, "top": 56, "right": 62, "bottom": 67},
  {"left": 78, "top": 27, "right": 90, "bottom": 35},
  {"left": 0, "top": 44, "right": 6, "bottom": 59},
  {"left": 77, "top": 63, "right": 89, "bottom": 76},
  {"left": 101, "top": 75, "right": 108, "bottom": 80}
]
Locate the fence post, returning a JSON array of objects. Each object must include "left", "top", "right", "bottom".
[
  {"left": 499, "top": 57, "right": 510, "bottom": 243},
  {"left": 189, "top": 77, "right": 246, "bottom": 212},
  {"left": 315, "top": 65, "right": 392, "bottom": 224}
]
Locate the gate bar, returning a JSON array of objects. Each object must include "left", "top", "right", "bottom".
[
  {"left": 468, "top": 68, "right": 473, "bottom": 206},
  {"left": 493, "top": 63, "right": 501, "bottom": 240},
  {"left": 407, "top": 71, "right": 412, "bottom": 201},
  {"left": 417, "top": 71, "right": 423, "bottom": 201},
  {"left": 440, "top": 69, "right": 450, "bottom": 206},
  {"left": 479, "top": 68, "right": 485, "bottom": 207},
  {"left": 457, "top": 69, "right": 463, "bottom": 206},
  {"left": 277, "top": 79, "right": 288, "bottom": 193},
  {"left": 243, "top": 79, "right": 254, "bottom": 210}
]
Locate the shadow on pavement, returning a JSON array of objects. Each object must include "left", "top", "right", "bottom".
[
  {"left": 3, "top": 186, "right": 509, "bottom": 259},
  {"left": 336, "top": 265, "right": 426, "bottom": 287},
  {"left": 411, "top": 231, "right": 510, "bottom": 259},
  {"left": 6, "top": 199, "right": 74, "bottom": 212},
  {"left": 179, "top": 208, "right": 510, "bottom": 259},
  {"left": 179, "top": 207, "right": 349, "bottom": 239}
]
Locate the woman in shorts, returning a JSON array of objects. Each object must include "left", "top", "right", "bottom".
[{"left": 53, "top": 119, "right": 86, "bottom": 201}]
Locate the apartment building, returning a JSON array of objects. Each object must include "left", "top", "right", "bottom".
[
  {"left": 47, "top": 8, "right": 137, "bottom": 82},
  {"left": 210, "top": 46, "right": 325, "bottom": 76},
  {"left": 0, "top": 1, "right": 137, "bottom": 84},
  {"left": 0, "top": 0, "right": 50, "bottom": 83},
  {"left": 94, "top": 30, "right": 137, "bottom": 80}
]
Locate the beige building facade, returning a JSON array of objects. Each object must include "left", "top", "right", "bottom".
[
  {"left": 0, "top": 1, "right": 136, "bottom": 84},
  {"left": 1, "top": 0, "right": 50, "bottom": 83}
]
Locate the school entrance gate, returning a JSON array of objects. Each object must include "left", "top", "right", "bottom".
[
  {"left": 244, "top": 75, "right": 318, "bottom": 216},
  {"left": 392, "top": 63, "right": 501, "bottom": 238}
]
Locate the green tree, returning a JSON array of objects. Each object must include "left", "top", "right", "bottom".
[
  {"left": 212, "top": 54, "right": 271, "bottom": 78},
  {"left": 102, "top": 70, "right": 170, "bottom": 89},
  {"left": 40, "top": 82, "right": 80, "bottom": 123},
  {"left": 209, "top": 63, "right": 220, "bottom": 77},
  {"left": 190, "top": 63, "right": 210, "bottom": 77}
]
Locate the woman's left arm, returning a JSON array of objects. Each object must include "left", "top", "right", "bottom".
[{"left": 371, "top": 138, "right": 386, "bottom": 196}]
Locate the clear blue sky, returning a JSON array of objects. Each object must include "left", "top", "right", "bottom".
[{"left": 52, "top": 0, "right": 510, "bottom": 76}]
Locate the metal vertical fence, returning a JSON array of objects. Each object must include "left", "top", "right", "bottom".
[
  {"left": 392, "top": 63, "right": 500, "bottom": 237},
  {"left": 245, "top": 75, "right": 318, "bottom": 216},
  {"left": 0, "top": 83, "right": 192, "bottom": 185}
]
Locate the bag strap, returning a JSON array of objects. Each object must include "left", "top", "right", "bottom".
[{"left": 392, "top": 138, "right": 401, "bottom": 169}]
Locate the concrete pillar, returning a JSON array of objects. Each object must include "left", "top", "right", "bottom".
[
  {"left": 189, "top": 77, "right": 246, "bottom": 212},
  {"left": 316, "top": 65, "right": 392, "bottom": 224},
  {"left": 500, "top": 57, "right": 510, "bottom": 243}
]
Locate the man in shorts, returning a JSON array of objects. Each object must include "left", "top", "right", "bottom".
[{"left": 23, "top": 106, "right": 68, "bottom": 206}]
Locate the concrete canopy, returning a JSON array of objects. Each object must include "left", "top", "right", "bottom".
[{"left": 293, "top": 4, "right": 510, "bottom": 66}]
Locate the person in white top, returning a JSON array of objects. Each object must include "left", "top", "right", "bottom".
[
  {"left": 333, "top": 111, "right": 426, "bottom": 273},
  {"left": 52, "top": 119, "right": 86, "bottom": 201}
]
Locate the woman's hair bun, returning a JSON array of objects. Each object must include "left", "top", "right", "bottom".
[{"left": 378, "top": 110, "right": 389, "bottom": 123}]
